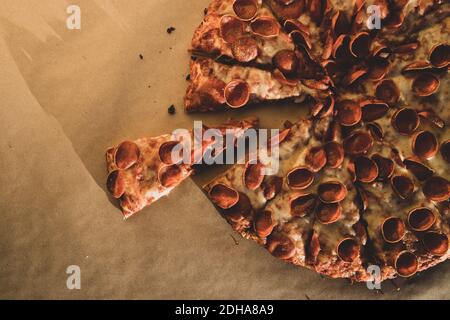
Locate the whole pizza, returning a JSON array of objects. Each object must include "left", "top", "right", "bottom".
[{"left": 107, "top": 0, "right": 450, "bottom": 284}]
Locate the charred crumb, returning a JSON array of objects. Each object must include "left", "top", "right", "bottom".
[
  {"left": 139, "top": 54, "right": 144, "bottom": 60},
  {"left": 168, "top": 105, "right": 176, "bottom": 115},
  {"left": 191, "top": 55, "right": 197, "bottom": 61},
  {"left": 204, "top": 8, "right": 208, "bottom": 15},
  {"left": 167, "top": 26, "right": 176, "bottom": 34},
  {"left": 186, "top": 74, "right": 191, "bottom": 81}
]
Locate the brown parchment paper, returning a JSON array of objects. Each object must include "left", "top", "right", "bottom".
[{"left": 1, "top": 0, "right": 449, "bottom": 299}]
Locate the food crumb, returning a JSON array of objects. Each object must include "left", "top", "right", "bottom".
[
  {"left": 168, "top": 105, "right": 176, "bottom": 115},
  {"left": 186, "top": 74, "right": 191, "bottom": 81},
  {"left": 139, "top": 54, "right": 144, "bottom": 60},
  {"left": 305, "top": 294, "right": 311, "bottom": 300},
  {"left": 167, "top": 26, "right": 176, "bottom": 34}
]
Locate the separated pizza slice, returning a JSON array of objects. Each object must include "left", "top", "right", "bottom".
[
  {"left": 191, "top": 0, "right": 295, "bottom": 66},
  {"left": 105, "top": 118, "right": 258, "bottom": 219},
  {"left": 185, "top": 57, "right": 327, "bottom": 112}
]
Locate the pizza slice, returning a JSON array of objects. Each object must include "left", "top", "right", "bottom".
[
  {"left": 191, "top": 0, "right": 295, "bottom": 66},
  {"left": 203, "top": 118, "right": 314, "bottom": 238},
  {"left": 262, "top": 157, "right": 370, "bottom": 281},
  {"left": 306, "top": 163, "right": 370, "bottom": 281},
  {"left": 105, "top": 118, "right": 258, "bottom": 219},
  {"left": 185, "top": 57, "right": 328, "bottom": 112}
]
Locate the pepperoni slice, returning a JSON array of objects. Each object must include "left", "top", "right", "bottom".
[
  {"left": 290, "top": 194, "right": 317, "bottom": 217},
  {"left": 354, "top": 156, "right": 379, "bottom": 183},
  {"left": 223, "top": 192, "right": 252, "bottom": 222},
  {"left": 429, "top": 44, "right": 450, "bottom": 68},
  {"left": 343, "top": 130, "right": 373, "bottom": 155},
  {"left": 317, "top": 181, "right": 347, "bottom": 203},
  {"left": 316, "top": 202, "right": 342, "bottom": 224},
  {"left": 220, "top": 15, "right": 244, "bottom": 44},
  {"left": 158, "top": 165, "right": 184, "bottom": 188},
  {"left": 159, "top": 141, "right": 182, "bottom": 165},
  {"left": 391, "top": 108, "right": 419, "bottom": 136},
  {"left": 266, "top": 233, "right": 296, "bottom": 260},
  {"left": 337, "top": 238, "right": 359, "bottom": 263},
  {"left": 224, "top": 79, "right": 251, "bottom": 108},
  {"left": 115, "top": 141, "right": 140, "bottom": 170},
  {"left": 106, "top": 170, "right": 126, "bottom": 199},
  {"left": 209, "top": 184, "right": 239, "bottom": 209},
  {"left": 273, "top": 50, "right": 299, "bottom": 75},
  {"left": 375, "top": 79, "right": 400, "bottom": 105},
  {"left": 395, "top": 251, "right": 418, "bottom": 277},
  {"left": 360, "top": 100, "right": 389, "bottom": 122},
  {"left": 231, "top": 36, "right": 258, "bottom": 62},
  {"left": 391, "top": 175, "right": 415, "bottom": 200},
  {"left": 254, "top": 210, "right": 274, "bottom": 238},
  {"left": 412, "top": 73, "right": 440, "bottom": 97},
  {"left": 324, "top": 142, "right": 344, "bottom": 168},
  {"left": 287, "top": 167, "right": 315, "bottom": 190},
  {"left": 250, "top": 17, "right": 280, "bottom": 38},
  {"left": 412, "top": 131, "right": 438, "bottom": 159},
  {"left": 243, "top": 162, "right": 265, "bottom": 190},
  {"left": 233, "top": 0, "right": 259, "bottom": 21},
  {"left": 407, "top": 208, "right": 436, "bottom": 232},
  {"left": 381, "top": 217, "right": 406, "bottom": 243},
  {"left": 335, "top": 100, "right": 362, "bottom": 126},
  {"left": 422, "top": 232, "right": 449, "bottom": 256},
  {"left": 305, "top": 146, "right": 327, "bottom": 172}
]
